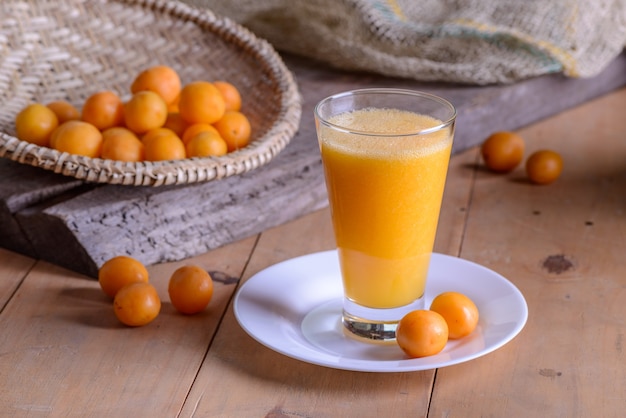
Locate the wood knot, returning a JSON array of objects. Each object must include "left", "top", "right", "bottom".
[
  {"left": 542, "top": 254, "right": 574, "bottom": 274},
  {"left": 208, "top": 270, "right": 239, "bottom": 285},
  {"left": 539, "top": 368, "right": 562, "bottom": 378}
]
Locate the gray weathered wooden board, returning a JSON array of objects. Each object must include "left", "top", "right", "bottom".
[
  {"left": 0, "top": 160, "right": 85, "bottom": 257},
  {"left": 15, "top": 140, "right": 326, "bottom": 277},
  {"left": 2, "top": 52, "right": 626, "bottom": 277}
]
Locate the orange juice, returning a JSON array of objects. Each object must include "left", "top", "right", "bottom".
[{"left": 319, "top": 108, "right": 453, "bottom": 309}]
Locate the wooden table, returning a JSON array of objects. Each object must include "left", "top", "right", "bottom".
[{"left": 2, "top": 81, "right": 626, "bottom": 416}]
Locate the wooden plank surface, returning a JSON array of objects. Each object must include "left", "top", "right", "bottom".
[
  {"left": 0, "top": 87, "right": 625, "bottom": 417},
  {"left": 1, "top": 53, "right": 626, "bottom": 278},
  {"left": 181, "top": 86, "right": 626, "bottom": 417},
  {"left": 0, "top": 236, "right": 256, "bottom": 416},
  {"left": 431, "top": 88, "right": 626, "bottom": 416},
  {"left": 178, "top": 123, "right": 481, "bottom": 416},
  {"left": 0, "top": 248, "right": 35, "bottom": 310}
]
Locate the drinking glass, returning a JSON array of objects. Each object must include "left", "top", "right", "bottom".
[{"left": 314, "top": 88, "right": 456, "bottom": 341}]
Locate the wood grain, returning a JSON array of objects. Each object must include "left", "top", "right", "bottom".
[
  {"left": 0, "top": 248, "right": 35, "bottom": 310},
  {"left": 1, "top": 87, "right": 625, "bottom": 417},
  {"left": 181, "top": 209, "right": 436, "bottom": 417},
  {"left": 1, "top": 54, "right": 625, "bottom": 277},
  {"left": 430, "top": 88, "right": 626, "bottom": 416},
  {"left": 15, "top": 137, "right": 327, "bottom": 277},
  {"left": 0, "top": 236, "right": 255, "bottom": 416}
]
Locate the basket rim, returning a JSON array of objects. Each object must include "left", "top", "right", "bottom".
[{"left": 0, "top": 0, "right": 302, "bottom": 187}]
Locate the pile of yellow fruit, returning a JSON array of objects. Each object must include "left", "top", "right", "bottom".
[
  {"left": 99, "top": 255, "right": 215, "bottom": 327},
  {"left": 395, "top": 291, "right": 480, "bottom": 358},
  {"left": 480, "top": 131, "right": 563, "bottom": 185},
  {"left": 13, "top": 65, "right": 251, "bottom": 161}
]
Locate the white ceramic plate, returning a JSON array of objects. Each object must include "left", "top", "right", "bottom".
[{"left": 234, "top": 250, "right": 528, "bottom": 372}]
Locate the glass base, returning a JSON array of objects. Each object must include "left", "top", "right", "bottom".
[{"left": 342, "top": 296, "right": 425, "bottom": 342}]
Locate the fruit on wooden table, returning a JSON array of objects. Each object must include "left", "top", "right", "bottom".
[
  {"left": 98, "top": 255, "right": 150, "bottom": 298},
  {"left": 95, "top": 255, "right": 220, "bottom": 328},
  {"left": 481, "top": 131, "right": 525, "bottom": 173},
  {"left": 526, "top": 150, "right": 563, "bottom": 185},
  {"left": 113, "top": 282, "right": 161, "bottom": 327},
  {"left": 168, "top": 265, "right": 214, "bottom": 315}
]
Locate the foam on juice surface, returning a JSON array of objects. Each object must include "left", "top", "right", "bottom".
[{"left": 323, "top": 108, "right": 452, "bottom": 157}]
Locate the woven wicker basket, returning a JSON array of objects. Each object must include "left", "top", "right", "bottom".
[{"left": 0, "top": 0, "right": 301, "bottom": 186}]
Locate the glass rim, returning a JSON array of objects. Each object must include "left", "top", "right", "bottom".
[{"left": 314, "top": 88, "right": 457, "bottom": 137}]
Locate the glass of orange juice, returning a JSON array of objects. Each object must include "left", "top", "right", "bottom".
[{"left": 314, "top": 89, "right": 456, "bottom": 342}]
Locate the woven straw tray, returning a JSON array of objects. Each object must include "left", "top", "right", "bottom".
[{"left": 0, "top": 0, "right": 301, "bottom": 186}]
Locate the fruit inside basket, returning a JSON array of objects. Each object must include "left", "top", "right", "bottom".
[{"left": 0, "top": 0, "right": 301, "bottom": 186}]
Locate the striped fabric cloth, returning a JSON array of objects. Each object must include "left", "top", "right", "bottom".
[{"left": 184, "top": 0, "right": 625, "bottom": 84}]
